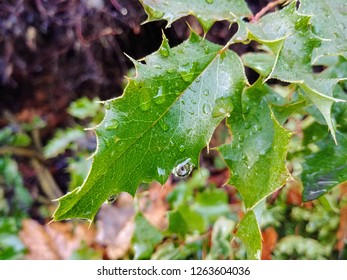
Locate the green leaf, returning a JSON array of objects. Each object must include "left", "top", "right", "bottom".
[
  {"left": 302, "top": 131, "right": 347, "bottom": 201},
  {"left": 207, "top": 216, "right": 235, "bottom": 260},
  {"left": 53, "top": 33, "right": 247, "bottom": 221},
  {"left": 140, "top": 0, "right": 252, "bottom": 33},
  {"left": 219, "top": 80, "right": 291, "bottom": 209},
  {"left": 246, "top": 2, "right": 345, "bottom": 141},
  {"left": 68, "top": 97, "right": 102, "bottom": 120},
  {"left": 235, "top": 210, "right": 262, "bottom": 260},
  {"left": 132, "top": 213, "right": 163, "bottom": 259},
  {"left": 242, "top": 52, "right": 275, "bottom": 77},
  {"left": 44, "top": 128, "right": 85, "bottom": 158},
  {"left": 298, "top": 0, "right": 347, "bottom": 62}
]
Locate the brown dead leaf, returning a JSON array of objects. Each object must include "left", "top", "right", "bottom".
[
  {"left": 96, "top": 193, "right": 135, "bottom": 259},
  {"left": 336, "top": 206, "right": 347, "bottom": 254},
  {"left": 139, "top": 181, "right": 174, "bottom": 230},
  {"left": 261, "top": 227, "right": 278, "bottom": 260},
  {"left": 20, "top": 219, "right": 96, "bottom": 259}
]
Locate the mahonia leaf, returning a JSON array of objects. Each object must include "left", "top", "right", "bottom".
[
  {"left": 53, "top": 33, "right": 247, "bottom": 221},
  {"left": 302, "top": 132, "right": 347, "bottom": 201},
  {"left": 140, "top": 0, "right": 252, "bottom": 33},
  {"left": 246, "top": 2, "right": 345, "bottom": 142},
  {"left": 235, "top": 210, "right": 262, "bottom": 260},
  {"left": 219, "top": 80, "right": 291, "bottom": 210},
  {"left": 298, "top": 0, "right": 347, "bottom": 63}
]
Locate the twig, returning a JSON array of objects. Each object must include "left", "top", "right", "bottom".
[
  {"left": 0, "top": 146, "right": 45, "bottom": 161},
  {"left": 251, "top": 0, "right": 288, "bottom": 23}
]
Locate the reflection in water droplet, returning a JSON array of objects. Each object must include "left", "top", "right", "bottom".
[
  {"left": 105, "top": 119, "right": 119, "bottom": 130},
  {"left": 107, "top": 194, "right": 118, "bottom": 204},
  {"left": 158, "top": 118, "right": 169, "bottom": 131},
  {"left": 154, "top": 87, "right": 165, "bottom": 105},
  {"left": 172, "top": 158, "right": 194, "bottom": 178}
]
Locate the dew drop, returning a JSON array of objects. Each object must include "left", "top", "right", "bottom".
[
  {"left": 154, "top": 64, "right": 162, "bottom": 69},
  {"left": 238, "top": 134, "right": 244, "bottom": 142},
  {"left": 139, "top": 90, "right": 151, "bottom": 111},
  {"left": 190, "top": 99, "right": 197, "bottom": 105},
  {"left": 104, "top": 101, "right": 111, "bottom": 110},
  {"left": 154, "top": 86, "right": 165, "bottom": 105},
  {"left": 172, "top": 158, "right": 194, "bottom": 178},
  {"left": 179, "top": 145, "right": 185, "bottom": 152},
  {"left": 202, "top": 103, "right": 212, "bottom": 114},
  {"left": 159, "top": 46, "right": 170, "bottom": 57},
  {"left": 149, "top": 9, "right": 164, "bottom": 19},
  {"left": 157, "top": 167, "right": 166, "bottom": 177},
  {"left": 107, "top": 194, "right": 118, "bottom": 204},
  {"left": 203, "top": 89, "right": 209, "bottom": 96},
  {"left": 158, "top": 118, "right": 169, "bottom": 131},
  {"left": 178, "top": 62, "right": 195, "bottom": 82},
  {"left": 166, "top": 68, "right": 175, "bottom": 74},
  {"left": 105, "top": 119, "right": 119, "bottom": 131},
  {"left": 244, "top": 122, "right": 251, "bottom": 129},
  {"left": 170, "top": 140, "right": 175, "bottom": 147},
  {"left": 205, "top": 0, "right": 214, "bottom": 4},
  {"left": 212, "top": 97, "right": 234, "bottom": 118}
]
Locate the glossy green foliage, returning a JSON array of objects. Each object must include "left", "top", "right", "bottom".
[
  {"left": 50, "top": 0, "right": 347, "bottom": 260},
  {"left": 219, "top": 81, "right": 291, "bottom": 209},
  {"left": 53, "top": 33, "right": 247, "bottom": 221},
  {"left": 140, "top": 0, "right": 252, "bottom": 33}
]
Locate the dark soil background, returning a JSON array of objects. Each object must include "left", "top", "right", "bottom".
[{"left": 0, "top": 0, "right": 272, "bottom": 203}]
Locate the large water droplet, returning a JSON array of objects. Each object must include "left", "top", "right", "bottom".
[
  {"left": 105, "top": 119, "right": 119, "bottom": 131},
  {"left": 178, "top": 62, "right": 195, "bottom": 82},
  {"left": 203, "top": 89, "right": 209, "bottom": 96},
  {"left": 107, "top": 194, "right": 118, "bottom": 204},
  {"left": 172, "top": 158, "right": 194, "bottom": 178},
  {"left": 158, "top": 118, "right": 169, "bottom": 131},
  {"left": 202, "top": 103, "right": 212, "bottom": 114},
  {"left": 212, "top": 97, "right": 234, "bottom": 118},
  {"left": 154, "top": 86, "right": 165, "bottom": 105}
]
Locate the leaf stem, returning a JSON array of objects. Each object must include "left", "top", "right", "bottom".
[{"left": 251, "top": 0, "right": 288, "bottom": 23}]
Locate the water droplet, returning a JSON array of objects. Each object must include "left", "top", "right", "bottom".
[
  {"left": 190, "top": 99, "right": 197, "bottom": 105},
  {"left": 178, "top": 62, "right": 196, "bottom": 82},
  {"left": 212, "top": 97, "right": 234, "bottom": 118},
  {"left": 157, "top": 167, "right": 166, "bottom": 177},
  {"left": 204, "top": 45, "right": 210, "bottom": 54},
  {"left": 154, "top": 86, "right": 165, "bottom": 105},
  {"left": 205, "top": 0, "right": 214, "bottom": 4},
  {"left": 148, "top": 9, "right": 164, "bottom": 19},
  {"left": 114, "top": 136, "right": 120, "bottom": 144},
  {"left": 203, "top": 89, "right": 209, "bottom": 96},
  {"left": 104, "top": 101, "right": 111, "bottom": 110},
  {"left": 166, "top": 68, "right": 175, "bottom": 74},
  {"left": 154, "top": 64, "right": 162, "bottom": 69},
  {"left": 158, "top": 118, "right": 169, "bottom": 131},
  {"left": 170, "top": 140, "right": 175, "bottom": 147},
  {"left": 202, "top": 103, "right": 212, "bottom": 114},
  {"left": 159, "top": 46, "right": 170, "bottom": 57},
  {"left": 120, "top": 7, "right": 128, "bottom": 15},
  {"left": 238, "top": 134, "right": 244, "bottom": 142},
  {"left": 244, "top": 122, "right": 251, "bottom": 129},
  {"left": 172, "top": 158, "right": 194, "bottom": 178},
  {"left": 179, "top": 145, "right": 185, "bottom": 152},
  {"left": 105, "top": 119, "right": 119, "bottom": 131},
  {"left": 107, "top": 194, "right": 118, "bottom": 204}
]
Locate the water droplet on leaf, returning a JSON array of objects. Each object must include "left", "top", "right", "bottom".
[
  {"left": 172, "top": 158, "right": 194, "bottom": 178},
  {"left": 154, "top": 86, "right": 165, "bottom": 105},
  {"left": 202, "top": 103, "right": 212, "bottom": 114},
  {"left": 105, "top": 119, "right": 119, "bottom": 131},
  {"left": 179, "top": 145, "right": 185, "bottom": 152},
  {"left": 158, "top": 118, "right": 169, "bottom": 131},
  {"left": 205, "top": 0, "right": 214, "bottom": 4},
  {"left": 203, "top": 89, "right": 209, "bottom": 96},
  {"left": 107, "top": 194, "right": 118, "bottom": 204}
]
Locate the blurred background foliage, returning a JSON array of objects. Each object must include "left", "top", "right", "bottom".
[{"left": 1, "top": 0, "right": 346, "bottom": 260}]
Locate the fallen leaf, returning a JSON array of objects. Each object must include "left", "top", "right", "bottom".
[
  {"left": 336, "top": 206, "right": 347, "bottom": 254},
  {"left": 19, "top": 219, "right": 96, "bottom": 259},
  {"left": 139, "top": 181, "right": 173, "bottom": 230},
  {"left": 261, "top": 227, "right": 278, "bottom": 260},
  {"left": 96, "top": 193, "right": 135, "bottom": 259}
]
